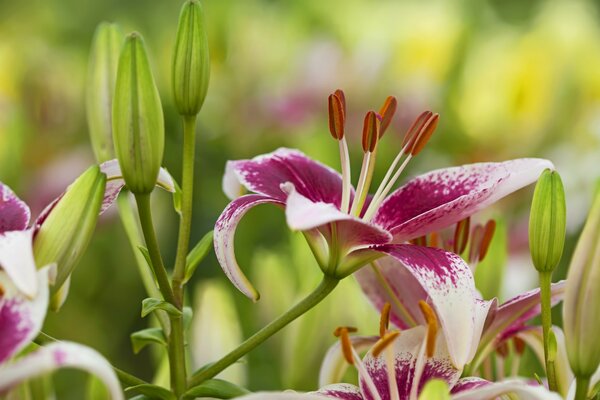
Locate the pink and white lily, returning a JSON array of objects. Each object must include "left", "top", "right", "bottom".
[{"left": 215, "top": 92, "right": 553, "bottom": 369}]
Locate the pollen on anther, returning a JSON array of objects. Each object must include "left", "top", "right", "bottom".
[
  {"left": 362, "top": 111, "right": 380, "bottom": 152},
  {"left": 334, "top": 326, "right": 356, "bottom": 365},
  {"left": 478, "top": 220, "right": 496, "bottom": 262},
  {"left": 410, "top": 113, "right": 439, "bottom": 156},
  {"left": 379, "top": 302, "right": 392, "bottom": 337},
  {"left": 453, "top": 217, "right": 470, "bottom": 255},
  {"left": 333, "top": 326, "right": 358, "bottom": 337},
  {"left": 328, "top": 93, "right": 345, "bottom": 140},
  {"left": 402, "top": 111, "right": 432, "bottom": 149},
  {"left": 334, "top": 89, "right": 347, "bottom": 116},
  {"left": 372, "top": 331, "right": 401, "bottom": 358},
  {"left": 0, "top": 282, "right": 4, "bottom": 298},
  {"left": 379, "top": 96, "right": 397, "bottom": 138},
  {"left": 418, "top": 300, "right": 438, "bottom": 358}
]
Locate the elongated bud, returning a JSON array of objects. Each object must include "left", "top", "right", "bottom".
[
  {"left": 362, "top": 111, "right": 380, "bottom": 152},
  {"left": 172, "top": 0, "right": 210, "bottom": 116},
  {"left": 113, "top": 33, "right": 165, "bottom": 194},
  {"left": 328, "top": 93, "right": 345, "bottom": 140},
  {"left": 564, "top": 185, "right": 600, "bottom": 378},
  {"left": 529, "top": 169, "right": 566, "bottom": 273},
  {"left": 86, "top": 22, "right": 123, "bottom": 163},
  {"left": 378, "top": 96, "right": 397, "bottom": 137},
  {"left": 33, "top": 166, "right": 106, "bottom": 292}
]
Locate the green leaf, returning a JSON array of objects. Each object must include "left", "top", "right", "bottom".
[
  {"left": 125, "top": 384, "right": 175, "bottom": 400},
  {"left": 183, "top": 306, "right": 193, "bottom": 331},
  {"left": 141, "top": 298, "right": 181, "bottom": 318},
  {"left": 184, "top": 230, "right": 214, "bottom": 283},
  {"left": 183, "top": 379, "right": 250, "bottom": 399},
  {"left": 130, "top": 328, "right": 167, "bottom": 354},
  {"left": 137, "top": 246, "right": 154, "bottom": 272}
]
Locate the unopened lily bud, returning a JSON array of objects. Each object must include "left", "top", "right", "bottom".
[
  {"left": 113, "top": 33, "right": 165, "bottom": 194},
  {"left": 529, "top": 169, "right": 566, "bottom": 273},
  {"left": 33, "top": 166, "right": 106, "bottom": 292},
  {"left": 86, "top": 22, "right": 123, "bottom": 163},
  {"left": 172, "top": 0, "right": 210, "bottom": 116},
  {"left": 564, "top": 186, "right": 600, "bottom": 379}
]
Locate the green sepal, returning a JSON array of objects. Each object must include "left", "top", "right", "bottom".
[
  {"left": 182, "top": 379, "right": 251, "bottom": 399},
  {"left": 418, "top": 379, "right": 451, "bottom": 400},
  {"left": 184, "top": 230, "right": 214, "bottom": 283},
  {"left": 141, "top": 298, "right": 182, "bottom": 318},
  {"left": 125, "top": 384, "right": 175, "bottom": 400},
  {"left": 529, "top": 169, "right": 566, "bottom": 273},
  {"left": 130, "top": 328, "right": 167, "bottom": 354}
]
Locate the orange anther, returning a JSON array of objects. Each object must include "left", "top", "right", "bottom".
[
  {"left": 418, "top": 300, "right": 438, "bottom": 358},
  {"left": 410, "top": 113, "right": 439, "bottom": 156},
  {"left": 453, "top": 217, "right": 470, "bottom": 255},
  {"left": 402, "top": 111, "right": 432, "bottom": 149},
  {"left": 379, "top": 302, "right": 392, "bottom": 337},
  {"left": 362, "top": 111, "right": 380, "bottom": 153},
  {"left": 333, "top": 326, "right": 356, "bottom": 365},
  {"left": 429, "top": 231, "right": 440, "bottom": 248},
  {"left": 379, "top": 96, "right": 398, "bottom": 138},
  {"left": 372, "top": 331, "right": 401, "bottom": 358},
  {"left": 333, "top": 326, "right": 358, "bottom": 337},
  {"left": 478, "top": 220, "right": 496, "bottom": 262},
  {"left": 514, "top": 337, "right": 526, "bottom": 355},
  {"left": 334, "top": 89, "right": 347, "bottom": 116},
  {"left": 328, "top": 93, "right": 345, "bottom": 140}
]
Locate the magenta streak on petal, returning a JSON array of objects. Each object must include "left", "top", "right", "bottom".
[
  {"left": 0, "top": 299, "right": 33, "bottom": 363},
  {"left": 450, "top": 377, "right": 490, "bottom": 394},
  {"left": 0, "top": 183, "right": 30, "bottom": 234},
  {"left": 230, "top": 148, "right": 345, "bottom": 206},
  {"left": 317, "top": 384, "right": 364, "bottom": 400},
  {"left": 372, "top": 159, "right": 553, "bottom": 242},
  {"left": 53, "top": 348, "right": 68, "bottom": 366}
]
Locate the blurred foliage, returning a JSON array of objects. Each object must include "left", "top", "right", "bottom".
[{"left": 1, "top": 0, "right": 599, "bottom": 396}]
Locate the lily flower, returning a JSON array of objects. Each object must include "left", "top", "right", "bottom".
[
  {"left": 232, "top": 315, "right": 560, "bottom": 400},
  {"left": 215, "top": 91, "right": 553, "bottom": 368}
]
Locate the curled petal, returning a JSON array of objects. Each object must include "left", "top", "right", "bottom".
[
  {"left": 214, "top": 194, "right": 283, "bottom": 301},
  {"left": 98, "top": 159, "right": 176, "bottom": 214},
  {"left": 0, "top": 229, "right": 38, "bottom": 298},
  {"left": 0, "top": 342, "right": 123, "bottom": 400},
  {"left": 284, "top": 183, "right": 391, "bottom": 252},
  {"left": 319, "top": 336, "right": 378, "bottom": 387},
  {"left": 373, "top": 159, "right": 554, "bottom": 241},
  {"left": 0, "top": 182, "right": 30, "bottom": 234},
  {"left": 226, "top": 148, "right": 345, "bottom": 205},
  {"left": 0, "top": 267, "right": 49, "bottom": 363},
  {"left": 362, "top": 326, "right": 460, "bottom": 399},
  {"left": 451, "top": 378, "right": 561, "bottom": 400},
  {"left": 223, "top": 161, "right": 245, "bottom": 200},
  {"left": 358, "top": 245, "right": 479, "bottom": 368}
]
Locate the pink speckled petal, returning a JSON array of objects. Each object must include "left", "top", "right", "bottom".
[
  {"left": 0, "top": 229, "right": 38, "bottom": 298},
  {"left": 373, "top": 159, "right": 554, "bottom": 242},
  {"left": 357, "top": 245, "right": 479, "bottom": 368},
  {"left": 226, "top": 148, "right": 345, "bottom": 206},
  {"left": 0, "top": 267, "right": 49, "bottom": 363},
  {"left": 451, "top": 378, "right": 561, "bottom": 400},
  {"left": 481, "top": 281, "right": 565, "bottom": 346},
  {"left": 0, "top": 342, "right": 123, "bottom": 400},
  {"left": 0, "top": 183, "right": 30, "bottom": 234},
  {"left": 235, "top": 393, "right": 333, "bottom": 400},
  {"left": 316, "top": 384, "right": 363, "bottom": 400},
  {"left": 284, "top": 183, "right": 391, "bottom": 252},
  {"left": 214, "top": 194, "right": 283, "bottom": 301},
  {"left": 362, "top": 327, "right": 460, "bottom": 399}
]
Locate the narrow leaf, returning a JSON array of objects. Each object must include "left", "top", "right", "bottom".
[
  {"left": 184, "top": 230, "right": 214, "bottom": 283},
  {"left": 183, "top": 379, "right": 250, "bottom": 399},
  {"left": 130, "top": 328, "right": 167, "bottom": 354},
  {"left": 141, "top": 298, "right": 181, "bottom": 318},
  {"left": 137, "top": 246, "right": 153, "bottom": 272}
]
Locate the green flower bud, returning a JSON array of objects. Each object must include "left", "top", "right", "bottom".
[
  {"left": 529, "top": 169, "right": 566, "bottom": 273},
  {"left": 172, "top": 0, "right": 210, "bottom": 116},
  {"left": 113, "top": 33, "right": 165, "bottom": 194},
  {"left": 33, "top": 166, "right": 106, "bottom": 292},
  {"left": 564, "top": 186, "right": 600, "bottom": 379},
  {"left": 86, "top": 22, "right": 123, "bottom": 163}
]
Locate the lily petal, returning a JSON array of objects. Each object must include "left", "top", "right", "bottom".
[
  {"left": 226, "top": 148, "right": 345, "bottom": 206},
  {"left": 317, "top": 384, "right": 363, "bottom": 400},
  {"left": 214, "top": 194, "right": 283, "bottom": 301},
  {"left": 362, "top": 326, "right": 461, "bottom": 399},
  {"left": 451, "top": 378, "right": 561, "bottom": 400},
  {"left": 319, "top": 336, "right": 379, "bottom": 387},
  {"left": 0, "top": 267, "right": 49, "bottom": 363},
  {"left": 373, "top": 159, "right": 554, "bottom": 241},
  {"left": 0, "top": 229, "right": 38, "bottom": 298},
  {"left": 284, "top": 183, "right": 392, "bottom": 252},
  {"left": 357, "top": 245, "right": 479, "bottom": 368},
  {"left": 0, "top": 342, "right": 123, "bottom": 400},
  {"left": 0, "top": 182, "right": 30, "bottom": 234},
  {"left": 235, "top": 392, "right": 332, "bottom": 400},
  {"left": 99, "top": 159, "right": 176, "bottom": 214}
]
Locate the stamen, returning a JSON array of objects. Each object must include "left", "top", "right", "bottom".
[
  {"left": 339, "top": 138, "right": 352, "bottom": 213},
  {"left": 334, "top": 326, "right": 357, "bottom": 365},
  {"left": 372, "top": 331, "right": 401, "bottom": 357},
  {"left": 408, "top": 113, "right": 439, "bottom": 156},
  {"left": 362, "top": 111, "right": 381, "bottom": 153},
  {"left": 328, "top": 93, "right": 345, "bottom": 140},
  {"left": 409, "top": 332, "right": 428, "bottom": 400},
  {"left": 496, "top": 342, "right": 509, "bottom": 358},
  {"left": 418, "top": 300, "right": 438, "bottom": 358},
  {"left": 478, "top": 220, "right": 496, "bottom": 262},
  {"left": 410, "top": 236, "right": 427, "bottom": 247},
  {"left": 384, "top": 338, "right": 401, "bottom": 400},
  {"left": 0, "top": 282, "right": 4, "bottom": 297},
  {"left": 469, "top": 224, "right": 484, "bottom": 264},
  {"left": 513, "top": 337, "right": 526, "bottom": 355},
  {"left": 428, "top": 232, "right": 440, "bottom": 248},
  {"left": 350, "top": 111, "right": 381, "bottom": 216},
  {"left": 453, "top": 217, "right": 470, "bottom": 255},
  {"left": 379, "top": 96, "right": 398, "bottom": 138},
  {"left": 379, "top": 302, "right": 392, "bottom": 337},
  {"left": 402, "top": 111, "right": 432, "bottom": 150},
  {"left": 334, "top": 89, "right": 347, "bottom": 115}
]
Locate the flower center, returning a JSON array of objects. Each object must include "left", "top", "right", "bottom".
[{"left": 327, "top": 90, "right": 439, "bottom": 222}]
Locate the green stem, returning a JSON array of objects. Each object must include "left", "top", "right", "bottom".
[
  {"left": 188, "top": 275, "right": 340, "bottom": 387},
  {"left": 135, "top": 194, "right": 186, "bottom": 396},
  {"left": 172, "top": 114, "right": 197, "bottom": 303},
  {"left": 135, "top": 194, "right": 176, "bottom": 305},
  {"left": 574, "top": 376, "right": 590, "bottom": 400},
  {"left": 539, "top": 271, "right": 557, "bottom": 392},
  {"left": 34, "top": 332, "right": 148, "bottom": 387}
]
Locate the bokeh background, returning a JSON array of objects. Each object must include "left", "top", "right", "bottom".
[{"left": 1, "top": 0, "right": 599, "bottom": 398}]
